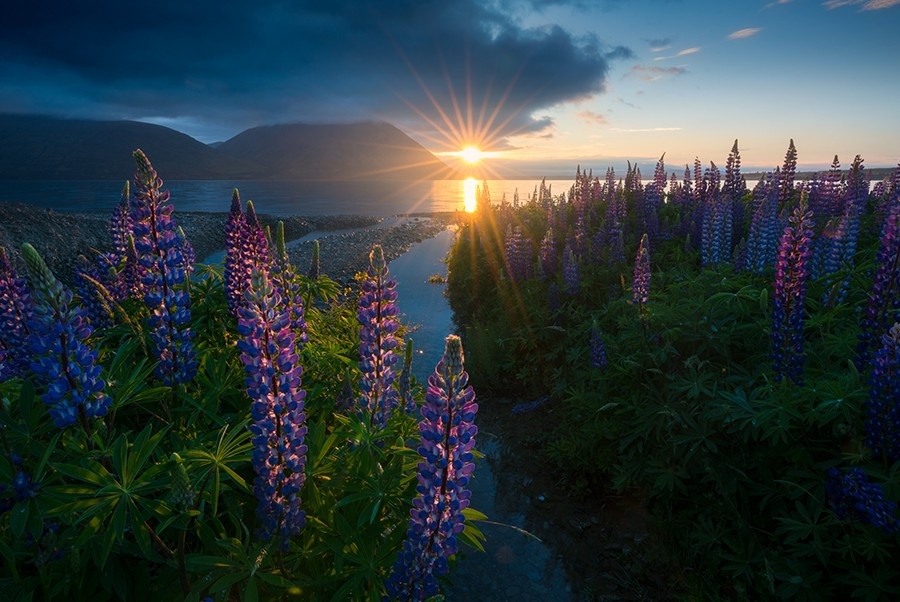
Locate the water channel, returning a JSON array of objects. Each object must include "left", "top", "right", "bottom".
[{"left": 386, "top": 230, "right": 574, "bottom": 600}]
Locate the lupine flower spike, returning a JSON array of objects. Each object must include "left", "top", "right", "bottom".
[
  {"left": 771, "top": 196, "right": 815, "bottom": 385},
  {"left": 0, "top": 246, "right": 34, "bottom": 380},
  {"left": 826, "top": 467, "right": 898, "bottom": 534},
  {"left": 357, "top": 245, "right": 400, "bottom": 429},
  {"left": 386, "top": 335, "right": 478, "bottom": 600},
  {"left": 21, "top": 243, "right": 108, "bottom": 430},
  {"left": 864, "top": 323, "right": 900, "bottom": 462},
  {"left": 590, "top": 320, "right": 608, "bottom": 369},
  {"left": 632, "top": 233, "right": 651, "bottom": 306},
  {"left": 237, "top": 269, "right": 308, "bottom": 548},
  {"left": 131, "top": 150, "right": 197, "bottom": 385}
]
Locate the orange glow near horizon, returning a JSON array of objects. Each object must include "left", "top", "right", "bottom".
[
  {"left": 460, "top": 146, "right": 482, "bottom": 163},
  {"left": 463, "top": 177, "right": 478, "bottom": 212}
]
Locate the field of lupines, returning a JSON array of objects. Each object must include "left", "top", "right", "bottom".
[
  {"left": 0, "top": 151, "right": 484, "bottom": 601},
  {"left": 445, "top": 140, "right": 899, "bottom": 599}
]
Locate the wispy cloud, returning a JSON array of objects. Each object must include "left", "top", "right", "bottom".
[
  {"left": 765, "top": 0, "right": 792, "bottom": 8},
  {"left": 824, "top": 0, "right": 900, "bottom": 8},
  {"left": 629, "top": 65, "right": 687, "bottom": 81},
  {"left": 611, "top": 127, "right": 682, "bottom": 132},
  {"left": 728, "top": 27, "right": 762, "bottom": 40},
  {"left": 647, "top": 37, "right": 672, "bottom": 52},
  {"left": 654, "top": 46, "right": 702, "bottom": 61},
  {"left": 577, "top": 110, "right": 608, "bottom": 126}
]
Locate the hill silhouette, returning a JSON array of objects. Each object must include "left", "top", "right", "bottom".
[
  {"left": 217, "top": 121, "right": 455, "bottom": 180},
  {"left": 0, "top": 115, "right": 455, "bottom": 181},
  {"left": 0, "top": 115, "right": 266, "bottom": 179}
]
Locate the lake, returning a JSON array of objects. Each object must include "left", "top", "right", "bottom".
[{"left": 0, "top": 179, "right": 576, "bottom": 216}]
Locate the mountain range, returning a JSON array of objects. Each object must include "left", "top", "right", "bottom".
[{"left": 0, "top": 114, "right": 456, "bottom": 181}]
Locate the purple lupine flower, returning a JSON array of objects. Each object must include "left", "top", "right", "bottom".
[
  {"left": 504, "top": 225, "right": 531, "bottom": 282},
  {"left": 632, "top": 233, "right": 651, "bottom": 306},
  {"left": 590, "top": 320, "right": 608, "bottom": 369},
  {"left": 779, "top": 139, "right": 798, "bottom": 205},
  {"left": 73, "top": 253, "right": 120, "bottom": 329},
  {"left": 857, "top": 202, "right": 900, "bottom": 368},
  {"left": 826, "top": 467, "right": 898, "bottom": 534},
  {"left": 131, "top": 150, "right": 197, "bottom": 385},
  {"left": 21, "top": 244, "right": 108, "bottom": 429},
  {"left": 236, "top": 268, "right": 308, "bottom": 549},
  {"left": 357, "top": 245, "right": 400, "bottom": 429},
  {"left": 539, "top": 227, "right": 558, "bottom": 279},
  {"left": 271, "top": 221, "right": 308, "bottom": 349},
  {"left": 771, "top": 198, "right": 815, "bottom": 385},
  {"left": 511, "top": 395, "right": 549, "bottom": 415},
  {"left": 562, "top": 242, "right": 579, "bottom": 296},
  {"left": 386, "top": 335, "right": 477, "bottom": 600},
  {"left": 0, "top": 247, "right": 34, "bottom": 380},
  {"left": 0, "top": 454, "right": 40, "bottom": 515},
  {"left": 120, "top": 234, "right": 145, "bottom": 299},
  {"left": 745, "top": 173, "right": 781, "bottom": 274},
  {"left": 864, "top": 323, "right": 900, "bottom": 462},
  {"left": 398, "top": 338, "right": 416, "bottom": 415},
  {"left": 109, "top": 182, "right": 132, "bottom": 261},
  {"left": 224, "top": 189, "right": 247, "bottom": 314},
  {"left": 176, "top": 226, "right": 195, "bottom": 276}
]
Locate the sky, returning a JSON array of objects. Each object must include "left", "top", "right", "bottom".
[{"left": 1, "top": 0, "right": 899, "bottom": 176}]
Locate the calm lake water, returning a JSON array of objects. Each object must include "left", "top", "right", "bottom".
[{"left": 0, "top": 179, "right": 575, "bottom": 216}]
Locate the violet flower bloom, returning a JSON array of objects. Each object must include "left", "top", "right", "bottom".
[
  {"left": 223, "top": 189, "right": 247, "bottom": 314},
  {"left": 109, "top": 182, "right": 133, "bottom": 261},
  {"left": 857, "top": 202, "right": 900, "bottom": 369},
  {"left": 864, "top": 323, "right": 900, "bottom": 462},
  {"left": 562, "top": 242, "right": 579, "bottom": 296},
  {"left": 539, "top": 227, "right": 558, "bottom": 279},
  {"left": 771, "top": 199, "right": 815, "bottom": 385},
  {"left": 590, "top": 321, "right": 608, "bottom": 369},
  {"left": 357, "top": 245, "right": 400, "bottom": 429},
  {"left": 21, "top": 244, "right": 108, "bottom": 429},
  {"left": 386, "top": 335, "right": 477, "bottom": 600},
  {"left": 826, "top": 467, "right": 898, "bottom": 534},
  {"left": 0, "top": 454, "right": 40, "bottom": 515},
  {"left": 131, "top": 150, "right": 197, "bottom": 385},
  {"left": 0, "top": 247, "right": 34, "bottom": 380},
  {"left": 271, "top": 221, "right": 308, "bottom": 349},
  {"left": 632, "top": 234, "right": 651, "bottom": 306},
  {"left": 237, "top": 269, "right": 308, "bottom": 548}
]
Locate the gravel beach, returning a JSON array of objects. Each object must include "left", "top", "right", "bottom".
[{"left": 0, "top": 201, "right": 457, "bottom": 284}]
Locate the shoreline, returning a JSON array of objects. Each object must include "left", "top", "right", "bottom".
[{"left": 0, "top": 201, "right": 458, "bottom": 284}]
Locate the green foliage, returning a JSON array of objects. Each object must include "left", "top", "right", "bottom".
[
  {"left": 0, "top": 265, "right": 475, "bottom": 601},
  {"left": 446, "top": 197, "right": 900, "bottom": 599}
]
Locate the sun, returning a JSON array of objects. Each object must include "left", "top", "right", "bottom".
[{"left": 460, "top": 146, "right": 483, "bottom": 164}]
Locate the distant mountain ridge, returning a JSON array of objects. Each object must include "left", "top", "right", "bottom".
[
  {"left": 217, "top": 122, "right": 455, "bottom": 180},
  {"left": 0, "top": 114, "right": 454, "bottom": 181}
]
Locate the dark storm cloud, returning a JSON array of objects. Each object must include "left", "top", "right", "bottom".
[{"left": 0, "top": 0, "right": 630, "bottom": 144}]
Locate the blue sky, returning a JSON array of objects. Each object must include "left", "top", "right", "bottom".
[{"left": 1, "top": 0, "right": 897, "bottom": 175}]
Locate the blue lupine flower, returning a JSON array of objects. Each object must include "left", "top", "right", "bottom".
[
  {"left": 857, "top": 202, "right": 900, "bottom": 369},
  {"left": 131, "top": 150, "right": 197, "bottom": 385},
  {"left": 864, "top": 323, "right": 900, "bottom": 462},
  {"left": 272, "top": 221, "right": 308, "bottom": 349},
  {"left": 590, "top": 320, "right": 608, "bottom": 369},
  {"left": 21, "top": 244, "right": 108, "bottom": 429},
  {"left": 109, "top": 182, "right": 133, "bottom": 261},
  {"left": 771, "top": 198, "right": 815, "bottom": 385},
  {"left": 826, "top": 467, "right": 898, "bottom": 534},
  {"left": 223, "top": 189, "right": 247, "bottom": 314},
  {"left": 562, "top": 242, "right": 579, "bottom": 296},
  {"left": 539, "top": 227, "right": 558, "bottom": 279},
  {"left": 0, "top": 454, "right": 40, "bottom": 515},
  {"left": 357, "top": 245, "right": 400, "bottom": 429},
  {"left": 0, "top": 247, "right": 34, "bottom": 380},
  {"left": 504, "top": 225, "right": 531, "bottom": 282},
  {"left": 237, "top": 269, "right": 307, "bottom": 549},
  {"left": 632, "top": 234, "right": 651, "bottom": 306},
  {"left": 386, "top": 335, "right": 477, "bottom": 600}
]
